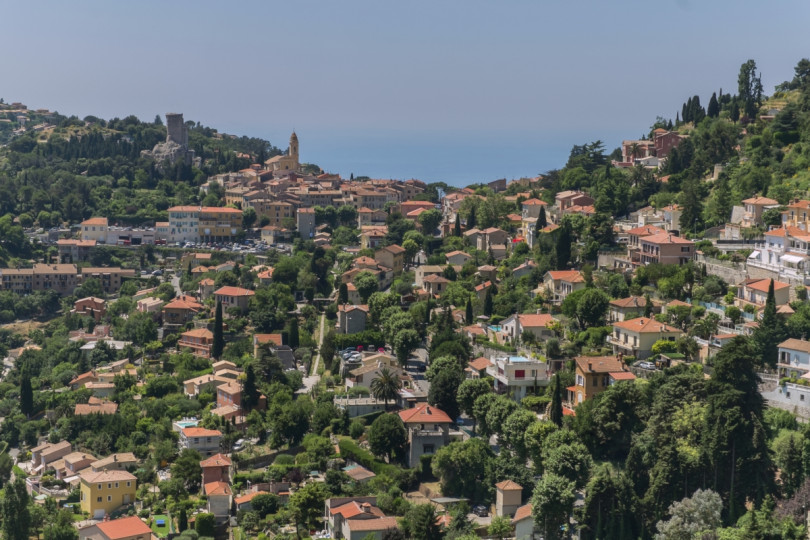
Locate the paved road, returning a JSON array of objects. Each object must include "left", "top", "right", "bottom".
[
  {"left": 301, "top": 313, "right": 325, "bottom": 393},
  {"left": 407, "top": 347, "right": 430, "bottom": 394},
  {"left": 170, "top": 274, "right": 182, "bottom": 297}
]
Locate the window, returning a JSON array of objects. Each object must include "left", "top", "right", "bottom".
[
  {"left": 115, "top": 482, "right": 119, "bottom": 488},
  {"left": 514, "top": 370, "right": 525, "bottom": 379},
  {"left": 107, "top": 483, "right": 112, "bottom": 489},
  {"left": 127, "top": 481, "right": 131, "bottom": 487},
  {"left": 97, "top": 484, "right": 102, "bottom": 490},
  {"left": 423, "top": 445, "right": 435, "bottom": 454},
  {"left": 107, "top": 496, "right": 112, "bottom": 502}
]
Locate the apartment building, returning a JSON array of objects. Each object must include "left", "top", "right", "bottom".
[
  {"left": 178, "top": 328, "right": 214, "bottom": 358},
  {"left": 568, "top": 356, "right": 635, "bottom": 405},
  {"left": 80, "top": 217, "right": 109, "bottom": 242},
  {"left": 399, "top": 404, "right": 453, "bottom": 467},
  {"left": 486, "top": 355, "right": 550, "bottom": 401},
  {"left": 80, "top": 267, "right": 136, "bottom": 294},
  {"left": 638, "top": 233, "right": 694, "bottom": 265},
  {"left": 167, "top": 205, "right": 243, "bottom": 243},
  {"left": 179, "top": 427, "right": 223, "bottom": 456},
  {"left": 79, "top": 470, "right": 137, "bottom": 519}
]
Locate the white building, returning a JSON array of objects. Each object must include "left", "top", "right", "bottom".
[{"left": 486, "top": 355, "right": 550, "bottom": 401}]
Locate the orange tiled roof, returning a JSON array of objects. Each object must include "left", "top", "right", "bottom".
[
  {"left": 96, "top": 517, "right": 152, "bottom": 539},
  {"left": 612, "top": 317, "right": 681, "bottom": 333},
  {"left": 399, "top": 403, "right": 453, "bottom": 424}
]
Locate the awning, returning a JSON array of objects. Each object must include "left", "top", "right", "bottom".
[
  {"left": 747, "top": 250, "right": 760, "bottom": 259},
  {"left": 782, "top": 254, "right": 805, "bottom": 264}
]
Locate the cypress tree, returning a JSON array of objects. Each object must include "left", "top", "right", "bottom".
[
  {"left": 454, "top": 213, "right": 461, "bottom": 237},
  {"left": 178, "top": 507, "right": 188, "bottom": 532},
  {"left": 538, "top": 205, "right": 547, "bottom": 229},
  {"left": 555, "top": 220, "right": 572, "bottom": 270},
  {"left": 242, "top": 364, "right": 259, "bottom": 411},
  {"left": 338, "top": 283, "right": 348, "bottom": 304},
  {"left": 467, "top": 206, "right": 477, "bottom": 229},
  {"left": 2, "top": 478, "right": 30, "bottom": 540},
  {"left": 465, "top": 297, "right": 473, "bottom": 324},
  {"left": 289, "top": 317, "right": 300, "bottom": 349},
  {"left": 707, "top": 92, "right": 720, "bottom": 117},
  {"left": 20, "top": 369, "right": 32, "bottom": 418},
  {"left": 548, "top": 373, "right": 563, "bottom": 427},
  {"left": 483, "top": 289, "right": 493, "bottom": 317},
  {"left": 644, "top": 294, "right": 653, "bottom": 318},
  {"left": 212, "top": 300, "right": 224, "bottom": 360},
  {"left": 753, "top": 279, "right": 785, "bottom": 368}
]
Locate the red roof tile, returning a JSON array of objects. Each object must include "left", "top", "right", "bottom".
[
  {"left": 399, "top": 403, "right": 453, "bottom": 424},
  {"left": 96, "top": 516, "right": 152, "bottom": 539}
]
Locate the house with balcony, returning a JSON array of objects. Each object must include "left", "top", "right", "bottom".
[
  {"left": 486, "top": 355, "right": 550, "bottom": 401},
  {"left": 748, "top": 225, "right": 810, "bottom": 281},
  {"left": 500, "top": 313, "right": 556, "bottom": 343},
  {"left": 325, "top": 497, "right": 399, "bottom": 540},
  {"left": 777, "top": 338, "right": 810, "bottom": 378},
  {"left": 567, "top": 356, "right": 635, "bottom": 406},
  {"left": 399, "top": 404, "right": 453, "bottom": 467},
  {"left": 638, "top": 233, "right": 694, "bottom": 265},
  {"left": 178, "top": 328, "right": 214, "bottom": 358},
  {"left": 735, "top": 278, "right": 790, "bottom": 311},
  {"left": 374, "top": 244, "right": 405, "bottom": 275},
  {"left": 541, "top": 270, "right": 585, "bottom": 304},
  {"left": 609, "top": 317, "right": 683, "bottom": 360},
  {"left": 179, "top": 427, "right": 222, "bottom": 456},
  {"left": 741, "top": 196, "right": 779, "bottom": 227}
]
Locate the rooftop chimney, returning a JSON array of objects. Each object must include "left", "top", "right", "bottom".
[{"left": 588, "top": 362, "right": 593, "bottom": 371}]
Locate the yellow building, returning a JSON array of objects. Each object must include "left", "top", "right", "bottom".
[
  {"left": 264, "top": 132, "right": 300, "bottom": 172},
  {"left": 198, "top": 207, "right": 243, "bottom": 242},
  {"left": 80, "top": 470, "right": 137, "bottom": 519}
]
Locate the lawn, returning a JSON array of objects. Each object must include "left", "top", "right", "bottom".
[{"left": 151, "top": 515, "right": 172, "bottom": 538}]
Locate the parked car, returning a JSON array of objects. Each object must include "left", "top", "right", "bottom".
[{"left": 473, "top": 505, "right": 489, "bottom": 517}]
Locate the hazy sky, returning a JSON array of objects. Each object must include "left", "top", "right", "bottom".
[{"left": 3, "top": 1, "right": 810, "bottom": 184}]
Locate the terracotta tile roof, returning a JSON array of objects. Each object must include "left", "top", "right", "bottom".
[
  {"left": 344, "top": 465, "right": 376, "bottom": 481},
  {"left": 575, "top": 356, "right": 628, "bottom": 374},
  {"left": 254, "top": 333, "right": 283, "bottom": 346},
  {"left": 462, "top": 325, "right": 486, "bottom": 336},
  {"left": 381, "top": 244, "right": 406, "bottom": 254},
  {"left": 513, "top": 503, "right": 533, "bottom": 523},
  {"left": 214, "top": 286, "right": 255, "bottom": 297},
  {"left": 468, "top": 357, "right": 491, "bottom": 371},
  {"left": 517, "top": 313, "right": 555, "bottom": 328},
  {"left": 742, "top": 278, "right": 790, "bottom": 292},
  {"left": 235, "top": 490, "right": 268, "bottom": 505},
  {"left": 91, "top": 453, "right": 137, "bottom": 470},
  {"left": 423, "top": 274, "right": 450, "bottom": 283},
  {"left": 81, "top": 217, "right": 108, "bottom": 226},
  {"left": 80, "top": 469, "right": 136, "bottom": 483},
  {"left": 474, "top": 280, "right": 492, "bottom": 292},
  {"left": 626, "top": 225, "right": 666, "bottom": 236},
  {"left": 199, "top": 278, "right": 215, "bottom": 286},
  {"left": 495, "top": 480, "right": 522, "bottom": 490},
  {"left": 609, "top": 371, "right": 637, "bottom": 381},
  {"left": 546, "top": 270, "right": 584, "bottom": 283},
  {"left": 610, "top": 296, "right": 646, "bottom": 309},
  {"left": 399, "top": 403, "right": 453, "bottom": 424},
  {"left": 666, "top": 299, "right": 691, "bottom": 308},
  {"left": 639, "top": 233, "right": 694, "bottom": 245},
  {"left": 74, "top": 402, "right": 118, "bottom": 415},
  {"left": 612, "top": 317, "right": 681, "bottom": 334},
  {"left": 205, "top": 481, "right": 232, "bottom": 496},
  {"left": 96, "top": 516, "right": 152, "bottom": 539},
  {"left": 200, "top": 453, "right": 232, "bottom": 467},
  {"left": 181, "top": 328, "right": 213, "bottom": 339},
  {"left": 522, "top": 198, "right": 547, "bottom": 206},
  {"left": 779, "top": 338, "right": 810, "bottom": 354},
  {"left": 163, "top": 298, "right": 204, "bottom": 311},
  {"left": 346, "top": 517, "right": 398, "bottom": 532},
  {"left": 742, "top": 196, "right": 778, "bottom": 205},
  {"left": 183, "top": 427, "right": 222, "bottom": 437}
]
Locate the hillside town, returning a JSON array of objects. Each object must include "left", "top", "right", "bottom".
[{"left": 3, "top": 57, "right": 810, "bottom": 540}]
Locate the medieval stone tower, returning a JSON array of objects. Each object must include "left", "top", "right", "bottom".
[{"left": 165, "top": 113, "right": 188, "bottom": 147}]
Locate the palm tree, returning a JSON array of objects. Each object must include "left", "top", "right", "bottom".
[{"left": 370, "top": 367, "right": 402, "bottom": 410}]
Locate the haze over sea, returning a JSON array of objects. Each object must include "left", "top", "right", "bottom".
[{"left": 256, "top": 128, "right": 625, "bottom": 188}]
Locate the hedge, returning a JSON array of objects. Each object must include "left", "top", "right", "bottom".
[{"left": 337, "top": 438, "right": 417, "bottom": 488}]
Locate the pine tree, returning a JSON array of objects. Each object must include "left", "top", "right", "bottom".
[
  {"left": 2, "top": 478, "right": 30, "bottom": 540},
  {"left": 289, "top": 317, "right": 300, "bottom": 349},
  {"left": 19, "top": 369, "right": 32, "bottom": 418},
  {"left": 465, "top": 297, "right": 473, "bottom": 324},
  {"left": 212, "top": 300, "right": 224, "bottom": 360},
  {"left": 548, "top": 373, "right": 563, "bottom": 427},
  {"left": 538, "top": 205, "right": 547, "bottom": 228},
  {"left": 484, "top": 289, "right": 493, "bottom": 317}
]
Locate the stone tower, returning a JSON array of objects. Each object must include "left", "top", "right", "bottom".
[
  {"left": 166, "top": 113, "right": 187, "bottom": 147},
  {"left": 289, "top": 132, "right": 299, "bottom": 162}
]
